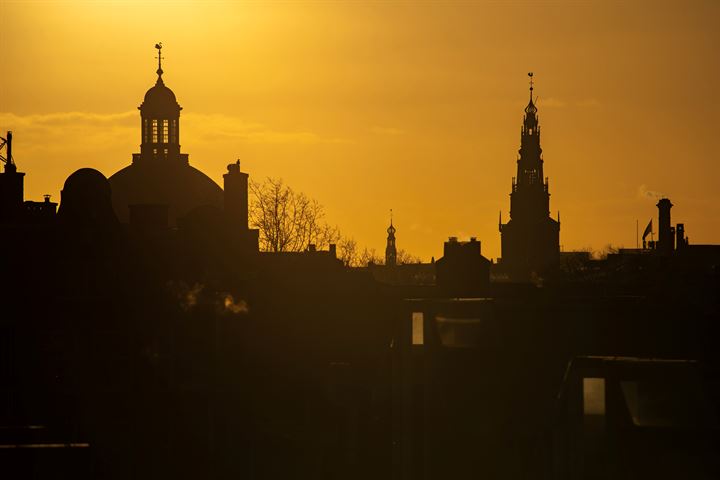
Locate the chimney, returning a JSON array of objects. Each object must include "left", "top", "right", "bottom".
[
  {"left": 656, "top": 198, "right": 673, "bottom": 255},
  {"left": 223, "top": 160, "right": 249, "bottom": 230},
  {"left": 676, "top": 223, "right": 686, "bottom": 250},
  {"left": 329, "top": 243, "right": 337, "bottom": 258}
]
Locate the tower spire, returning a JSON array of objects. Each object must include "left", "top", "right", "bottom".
[
  {"left": 500, "top": 72, "right": 560, "bottom": 280},
  {"left": 528, "top": 72, "right": 534, "bottom": 102},
  {"left": 386, "top": 209, "right": 397, "bottom": 266},
  {"left": 155, "top": 42, "right": 164, "bottom": 83}
]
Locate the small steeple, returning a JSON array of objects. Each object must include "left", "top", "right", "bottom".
[
  {"left": 385, "top": 209, "right": 397, "bottom": 266},
  {"left": 155, "top": 42, "right": 164, "bottom": 84},
  {"left": 522, "top": 72, "right": 539, "bottom": 137}
]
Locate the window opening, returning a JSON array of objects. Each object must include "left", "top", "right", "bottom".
[{"left": 412, "top": 312, "right": 424, "bottom": 345}]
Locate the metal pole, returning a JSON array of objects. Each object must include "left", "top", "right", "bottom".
[{"left": 6, "top": 131, "right": 12, "bottom": 169}]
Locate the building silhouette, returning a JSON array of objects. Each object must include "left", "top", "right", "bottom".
[
  {"left": 0, "top": 131, "right": 57, "bottom": 223},
  {"left": 109, "top": 44, "right": 223, "bottom": 225},
  {"left": 499, "top": 73, "right": 560, "bottom": 280},
  {"left": 435, "top": 237, "right": 491, "bottom": 295}
]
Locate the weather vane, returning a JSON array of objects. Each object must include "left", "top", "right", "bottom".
[
  {"left": 529, "top": 71, "right": 534, "bottom": 91},
  {"left": 155, "top": 42, "right": 164, "bottom": 76}
]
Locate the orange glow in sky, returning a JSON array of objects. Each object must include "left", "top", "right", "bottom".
[{"left": 1, "top": 1, "right": 719, "bottom": 260}]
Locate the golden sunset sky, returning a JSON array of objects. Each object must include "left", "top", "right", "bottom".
[{"left": 1, "top": 0, "right": 719, "bottom": 260}]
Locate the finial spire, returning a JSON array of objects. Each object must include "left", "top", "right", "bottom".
[
  {"left": 390, "top": 208, "right": 393, "bottom": 227},
  {"left": 155, "top": 42, "right": 164, "bottom": 82},
  {"left": 528, "top": 72, "right": 534, "bottom": 101}
]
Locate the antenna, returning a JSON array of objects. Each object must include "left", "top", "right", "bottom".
[{"left": 0, "top": 131, "right": 16, "bottom": 172}]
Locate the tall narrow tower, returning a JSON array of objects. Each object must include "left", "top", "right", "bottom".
[
  {"left": 499, "top": 73, "right": 560, "bottom": 279},
  {"left": 385, "top": 210, "right": 397, "bottom": 266}
]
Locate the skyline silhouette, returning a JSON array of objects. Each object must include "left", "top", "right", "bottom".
[
  {"left": 1, "top": 1, "right": 719, "bottom": 260},
  {"left": 1, "top": 12, "right": 720, "bottom": 478}
]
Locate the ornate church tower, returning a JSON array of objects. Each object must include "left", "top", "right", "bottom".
[
  {"left": 499, "top": 73, "right": 560, "bottom": 279},
  {"left": 385, "top": 211, "right": 397, "bottom": 266}
]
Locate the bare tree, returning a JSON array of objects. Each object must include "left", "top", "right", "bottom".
[
  {"left": 338, "top": 236, "right": 359, "bottom": 267},
  {"left": 337, "top": 237, "right": 384, "bottom": 267},
  {"left": 596, "top": 243, "right": 619, "bottom": 260},
  {"left": 249, "top": 177, "right": 340, "bottom": 252},
  {"left": 396, "top": 249, "right": 421, "bottom": 264},
  {"left": 358, "top": 247, "right": 384, "bottom": 266},
  {"left": 249, "top": 178, "right": 421, "bottom": 264},
  {"left": 338, "top": 237, "right": 422, "bottom": 267}
]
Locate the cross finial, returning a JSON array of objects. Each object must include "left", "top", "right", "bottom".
[
  {"left": 528, "top": 72, "right": 534, "bottom": 101},
  {"left": 155, "top": 42, "right": 164, "bottom": 79}
]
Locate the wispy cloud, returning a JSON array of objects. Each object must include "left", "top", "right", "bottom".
[
  {"left": 183, "top": 113, "right": 351, "bottom": 145},
  {"left": 533, "top": 97, "right": 601, "bottom": 109},
  {"left": 0, "top": 111, "right": 137, "bottom": 127},
  {"left": 409, "top": 223, "right": 433, "bottom": 234},
  {"left": 0, "top": 111, "right": 349, "bottom": 150},
  {"left": 575, "top": 98, "right": 601, "bottom": 108},
  {"left": 0, "top": 111, "right": 138, "bottom": 156},
  {"left": 371, "top": 126, "right": 405, "bottom": 136},
  {"left": 536, "top": 97, "right": 566, "bottom": 108}
]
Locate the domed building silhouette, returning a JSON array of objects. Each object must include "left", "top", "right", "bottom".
[
  {"left": 58, "top": 168, "right": 118, "bottom": 227},
  {"left": 109, "top": 44, "right": 223, "bottom": 225}
]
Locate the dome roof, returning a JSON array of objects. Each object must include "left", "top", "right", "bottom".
[
  {"left": 140, "top": 44, "right": 181, "bottom": 113},
  {"left": 140, "top": 75, "right": 181, "bottom": 114},
  {"left": 109, "top": 162, "right": 223, "bottom": 226},
  {"left": 143, "top": 78, "right": 178, "bottom": 106},
  {"left": 58, "top": 168, "right": 119, "bottom": 226},
  {"left": 62, "top": 168, "right": 112, "bottom": 198}
]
